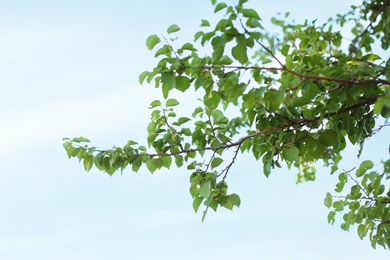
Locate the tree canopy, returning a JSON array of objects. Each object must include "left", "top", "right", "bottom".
[{"left": 64, "top": 0, "right": 390, "bottom": 249}]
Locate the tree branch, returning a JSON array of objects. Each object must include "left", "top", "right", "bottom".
[
  {"left": 182, "top": 65, "right": 390, "bottom": 85},
  {"left": 86, "top": 96, "right": 377, "bottom": 158},
  {"left": 349, "top": 0, "right": 389, "bottom": 55}
]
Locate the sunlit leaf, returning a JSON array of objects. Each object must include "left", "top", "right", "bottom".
[{"left": 146, "top": 34, "right": 160, "bottom": 50}]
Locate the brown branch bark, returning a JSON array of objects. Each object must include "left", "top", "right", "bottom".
[{"left": 182, "top": 65, "right": 390, "bottom": 85}]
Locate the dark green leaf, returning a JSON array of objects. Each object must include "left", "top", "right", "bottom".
[
  {"left": 201, "top": 19, "right": 210, "bottom": 27},
  {"left": 318, "top": 130, "right": 338, "bottom": 147},
  {"left": 281, "top": 44, "right": 290, "bottom": 56},
  {"left": 211, "top": 157, "right": 223, "bottom": 169}
]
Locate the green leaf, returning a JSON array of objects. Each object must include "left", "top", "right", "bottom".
[
  {"left": 328, "top": 211, "right": 336, "bottom": 224},
  {"left": 63, "top": 141, "right": 72, "bottom": 151},
  {"left": 214, "top": 2, "right": 227, "bottom": 13},
  {"left": 211, "top": 157, "right": 223, "bottom": 169},
  {"left": 232, "top": 38, "right": 248, "bottom": 64},
  {"left": 139, "top": 71, "right": 149, "bottom": 84},
  {"left": 146, "top": 34, "right": 160, "bottom": 50},
  {"left": 262, "top": 152, "right": 272, "bottom": 177},
  {"left": 360, "top": 160, "right": 374, "bottom": 170},
  {"left": 241, "top": 8, "right": 260, "bottom": 19},
  {"left": 200, "top": 19, "right": 210, "bottom": 27},
  {"left": 228, "top": 193, "right": 241, "bottom": 207},
  {"left": 166, "top": 98, "right": 180, "bottom": 107},
  {"left": 72, "top": 137, "right": 90, "bottom": 143},
  {"left": 175, "top": 76, "right": 191, "bottom": 92},
  {"left": 193, "top": 197, "right": 204, "bottom": 213},
  {"left": 281, "top": 44, "right": 290, "bottom": 56},
  {"left": 181, "top": 43, "right": 196, "bottom": 51},
  {"left": 318, "top": 129, "right": 338, "bottom": 147},
  {"left": 149, "top": 100, "right": 161, "bottom": 108},
  {"left": 175, "top": 155, "right": 183, "bottom": 167},
  {"left": 83, "top": 154, "right": 93, "bottom": 172},
  {"left": 147, "top": 122, "right": 157, "bottom": 133},
  {"left": 146, "top": 158, "right": 157, "bottom": 173},
  {"left": 357, "top": 224, "right": 367, "bottom": 240},
  {"left": 220, "top": 55, "right": 233, "bottom": 65},
  {"left": 356, "top": 160, "right": 374, "bottom": 177},
  {"left": 201, "top": 208, "right": 208, "bottom": 222},
  {"left": 131, "top": 157, "right": 142, "bottom": 173},
  {"left": 167, "top": 24, "right": 180, "bottom": 34},
  {"left": 199, "top": 181, "right": 211, "bottom": 198},
  {"left": 162, "top": 156, "right": 172, "bottom": 169},
  {"left": 191, "top": 174, "right": 203, "bottom": 186},
  {"left": 161, "top": 72, "right": 175, "bottom": 96},
  {"left": 178, "top": 117, "right": 191, "bottom": 125},
  {"left": 324, "top": 192, "right": 332, "bottom": 208},
  {"left": 264, "top": 89, "right": 284, "bottom": 112},
  {"left": 282, "top": 147, "right": 299, "bottom": 162}
]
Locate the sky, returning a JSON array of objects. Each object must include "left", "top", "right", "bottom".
[{"left": 1, "top": 0, "right": 389, "bottom": 259}]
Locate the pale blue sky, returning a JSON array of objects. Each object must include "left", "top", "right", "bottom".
[{"left": 1, "top": 0, "right": 389, "bottom": 259}]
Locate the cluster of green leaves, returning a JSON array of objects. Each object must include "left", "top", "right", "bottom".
[
  {"left": 190, "top": 170, "right": 240, "bottom": 221},
  {"left": 325, "top": 158, "right": 390, "bottom": 248},
  {"left": 64, "top": 0, "right": 390, "bottom": 248}
]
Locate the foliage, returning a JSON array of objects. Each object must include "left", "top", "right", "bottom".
[{"left": 64, "top": 0, "right": 390, "bottom": 248}]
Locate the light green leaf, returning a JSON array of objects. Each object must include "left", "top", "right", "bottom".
[
  {"left": 193, "top": 197, "right": 204, "bottom": 213},
  {"left": 139, "top": 71, "right": 149, "bottom": 84},
  {"left": 228, "top": 193, "right": 241, "bottom": 207},
  {"left": 146, "top": 158, "right": 157, "bottom": 173},
  {"left": 83, "top": 154, "right": 93, "bottom": 172},
  {"left": 328, "top": 211, "right": 336, "bottom": 224},
  {"left": 153, "top": 158, "right": 164, "bottom": 169},
  {"left": 324, "top": 192, "right": 332, "bottom": 208},
  {"left": 72, "top": 137, "right": 90, "bottom": 143},
  {"left": 162, "top": 156, "right": 172, "bottom": 169},
  {"left": 167, "top": 24, "right": 180, "bottom": 34},
  {"left": 199, "top": 181, "right": 211, "bottom": 198},
  {"left": 166, "top": 98, "right": 180, "bottom": 107},
  {"left": 146, "top": 34, "right": 160, "bottom": 50},
  {"left": 175, "top": 76, "right": 191, "bottom": 92},
  {"left": 178, "top": 117, "right": 191, "bottom": 125},
  {"left": 175, "top": 155, "right": 183, "bottom": 167},
  {"left": 201, "top": 208, "right": 208, "bottom": 222},
  {"left": 149, "top": 100, "right": 161, "bottom": 108},
  {"left": 356, "top": 160, "right": 374, "bottom": 177},
  {"left": 214, "top": 2, "right": 227, "bottom": 13},
  {"left": 241, "top": 8, "right": 260, "bottom": 19},
  {"left": 232, "top": 39, "right": 248, "bottom": 64}
]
